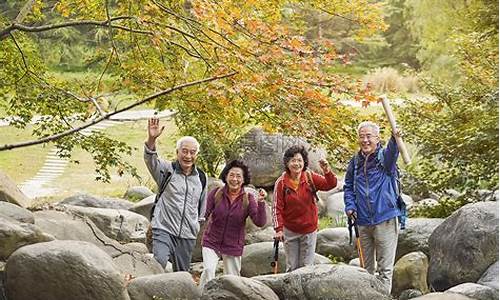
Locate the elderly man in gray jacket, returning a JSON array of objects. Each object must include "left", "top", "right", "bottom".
[{"left": 144, "top": 117, "right": 207, "bottom": 272}]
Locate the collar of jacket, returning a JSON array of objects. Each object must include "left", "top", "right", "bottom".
[
  {"left": 357, "top": 143, "right": 382, "bottom": 161},
  {"left": 221, "top": 185, "right": 245, "bottom": 199},
  {"left": 173, "top": 160, "right": 199, "bottom": 176},
  {"left": 282, "top": 170, "right": 307, "bottom": 190}
]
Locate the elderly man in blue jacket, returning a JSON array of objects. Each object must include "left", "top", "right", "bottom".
[{"left": 344, "top": 121, "right": 402, "bottom": 294}]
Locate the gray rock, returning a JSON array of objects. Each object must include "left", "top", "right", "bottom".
[
  {"left": 428, "top": 202, "right": 499, "bottom": 291},
  {"left": 398, "top": 289, "right": 423, "bottom": 300},
  {"left": 0, "top": 202, "right": 34, "bottom": 223},
  {"left": 63, "top": 205, "right": 149, "bottom": 243},
  {"left": 201, "top": 275, "right": 279, "bottom": 300},
  {"left": 0, "top": 171, "right": 30, "bottom": 208},
  {"left": 411, "top": 292, "right": 475, "bottom": 299},
  {"left": 123, "top": 186, "right": 154, "bottom": 202},
  {"left": 316, "top": 227, "right": 357, "bottom": 262},
  {"left": 445, "top": 282, "right": 499, "bottom": 300},
  {"left": 0, "top": 216, "right": 54, "bottom": 260},
  {"left": 129, "top": 195, "right": 155, "bottom": 220},
  {"left": 34, "top": 210, "right": 163, "bottom": 277},
  {"left": 477, "top": 261, "right": 498, "bottom": 290},
  {"left": 392, "top": 251, "right": 429, "bottom": 296},
  {"left": 127, "top": 272, "right": 200, "bottom": 300},
  {"left": 396, "top": 218, "right": 444, "bottom": 260},
  {"left": 254, "top": 264, "right": 390, "bottom": 300},
  {"left": 5, "top": 240, "right": 130, "bottom": 300},
  {"left": 59, "top": 193, "right": 133, "bottom": 210},
  {"left": 245, "top": 226, "right": 275, "bottom": 245},
  {"left": 241, "top": 242, "right": 331, "bottom": 277},
  {"left": 236, "top": 128, "right": 328, "bottom": 187}
]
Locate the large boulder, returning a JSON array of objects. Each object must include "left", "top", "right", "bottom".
[
  {"left": 0, "top": 216, "right": 54, "bottom": 260},
  {"left": 411, "top": 292, "right": 475, "bottom": 300},
  {"left": 127, "top": 272, "right": 200, "bottom": 300},
  {"left": 254, "top": 264, "right": 390, "bottom": 300},
  {"left": 477, "top": 261, "right": 498, "bottom": 290},
  {"left": 236, "top": 128, "right": 328, "bottom": 187},
  {"left": 0, "top": 171, "right": 30, "bottom": 208},
  {"left": 428, "top": 201, "right": 499, "bottom": 291},
  {"left": 392, "top": 251, "right": 429, "bottom": 297},
  {"left": 396, "top": 218, "right": 444, "bottom": 260},
  {"left": 0, "top": 202, "right": 34, "bottom": 223},
  {"left": 201, "top": 275, "right": 279, "bottom": 300},
  {"left": 59, "top": 193, "right": 134, "bottom": 210},
  {"left": 62, "top": 205, "right": 148, "bottom": 243},
  {"left": 129, "top": 195, "right": 155, "bottom": 220},
  {"left": 123, "top": 186, "right": 154, "bottom": 202},
  {"left": 445, "top": 283, "right": 499, "bottom": 300},
  {"left": 241, "top": 242, "right": 331, "bottom": 277},
  {"left": 34, "top": 210, "right": 163, "bottom": 277},
  {"left": 316, "top": 227, "right": 358, "bottom": 262},
  {"left": 5, "top": 240, "right": 130, "bottom": 300}
]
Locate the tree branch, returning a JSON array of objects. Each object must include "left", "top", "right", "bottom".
[
  {"left": 0, "top": 17, "right": 147, "bottom": 40},
  {"left": 0, "top": 72, "right": 237, "bottom": 151}
]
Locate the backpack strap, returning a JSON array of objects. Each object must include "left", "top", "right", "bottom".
[
  {"left": 150, "top": 163, "right": 175, "bottom": 220},
  {"left": 352, "top": 154, "right": 359, "bottom": 207},
  {"left": 305, "top": 170, "right": 320, "bottom": 202},
  {"left": 242, "top": 192, "right": 249, "bottom": 212},
  {"left": 214, "top": 186, "right": 224, "bottom": 207}
]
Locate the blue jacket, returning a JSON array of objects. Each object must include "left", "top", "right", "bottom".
[{"left": 344, "top": 136, "right": 401, "bottom": 226}]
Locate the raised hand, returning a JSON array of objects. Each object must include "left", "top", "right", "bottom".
[
  {"left": 146, "top": 117, "right": 164, "bottom": 150},
  {"left": 257, "top": 188, "right": 267, "bottom": 202},
  {"left": 148, "top": 117, "right": 165, "bottom": 140},
  {"left": 318, "top": 158, "right": 331, "bottom": 174}
]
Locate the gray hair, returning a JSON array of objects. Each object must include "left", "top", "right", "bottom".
[
  {"left": 357, "top": 121, "right": 380, "bottom": 135},
  {"left": 176, "top": 136, "right": 200, "bottom": 154}
]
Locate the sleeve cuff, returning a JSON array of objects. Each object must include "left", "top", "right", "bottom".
[{"left": 144, "top": 143, "right": 157, "bottom": 154}]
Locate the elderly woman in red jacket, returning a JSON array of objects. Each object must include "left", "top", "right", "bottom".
[
  {"left": 199, "top": 160, "right": 267, "bottom": 291},
  {"left": 272, "top": 145, "right": 337, "bottom": 272}
]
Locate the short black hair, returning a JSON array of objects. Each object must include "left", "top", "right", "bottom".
[
  {"left": 283, "top": 145, "right": 309, "bottom": 172},
  {"left": 219, "top": 160, "right": 251, "bottom": 186}
]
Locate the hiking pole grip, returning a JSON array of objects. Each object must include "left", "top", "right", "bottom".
[{"left": 380, "top": 95, "right": 411, "bottom": 165}]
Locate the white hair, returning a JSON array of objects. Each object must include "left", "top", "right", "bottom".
[
  {"left": 176, "top": 136, "right": 200, "bottom": 154},
  {"left": 357, "top": 121, "right": 380, "bottom": 135}
]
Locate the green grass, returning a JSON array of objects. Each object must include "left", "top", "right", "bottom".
[
  {"left": 53, "top": 118, "right": 178, "bottom": 200},
  {"left": 0, "top": 117, "right": 179, "bottom": 202},
  {"left": 0, "top": 125, "right": 51, "bottom": 183}
]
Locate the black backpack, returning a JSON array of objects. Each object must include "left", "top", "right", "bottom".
[{"left": 149, "top": 161, "right": 207, "bottom": 220}]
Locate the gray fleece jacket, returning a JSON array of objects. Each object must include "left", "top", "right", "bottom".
[{"left": 144, "top": 145, "right": 207, "bottom": 240}]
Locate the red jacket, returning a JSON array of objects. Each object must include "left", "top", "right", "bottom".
[{"left": 272, "top": 170, "right": 337, "bottom": 234}]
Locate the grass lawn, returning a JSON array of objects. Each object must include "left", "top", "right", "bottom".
[
  {"left": 0, "top": 126, "right": 51, "bottom": 183},
  {"left": 49, "top": 118, "right": 178, "bottom": 201}
]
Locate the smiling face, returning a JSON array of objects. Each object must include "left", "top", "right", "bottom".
[
  {"left": 226, "top": 167, "right": 244, "bottom": 192},
  {"left": 176, "top": 140, "right": 198, "bottom": 174},
  {"left": 358, "top": 126, "right": 380, "bottom": 155},
  {"left": 287, "top": 153, "right": 304, "bottom": 177}
]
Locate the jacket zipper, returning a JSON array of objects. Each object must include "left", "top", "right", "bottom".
[
  {"left": 220, "top": 195, "right": 232, "bottom": 249},
  {"left": 363, "top": 153, "right": 375, "bottom": 223},
  {"left": 178, "top": 175, "right": 189, "bottom": 237}
]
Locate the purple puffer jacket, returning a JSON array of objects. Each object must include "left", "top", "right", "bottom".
[{"left": 202, "top": 186, "right": 267, "bottom": 257}]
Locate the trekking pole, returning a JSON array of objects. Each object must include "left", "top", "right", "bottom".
[
  {"left": 380, "top": 95, "right": 411, "bottom": 165},
  {"left": 270, "top": 238, "right": 280, "bottom": 274},
  {"left": 350, "top": 215, "right": 365, "bottom": 268}
]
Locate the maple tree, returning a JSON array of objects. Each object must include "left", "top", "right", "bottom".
[{"left": 0, "top": 0, "right": 386, "bottom": 178}]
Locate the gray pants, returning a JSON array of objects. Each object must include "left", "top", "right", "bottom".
[
  {"left": 358, "top": 217, "right": 399, "bottom": 294},
  {"left": 153, "top": 231, "right": 196, "bottom": 272},
  {"left": 283, "top": 227, "right": 317, "bottom": 272}
]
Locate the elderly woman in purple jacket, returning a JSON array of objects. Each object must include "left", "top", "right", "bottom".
[{"left": 199, "top": 160, "right": 267, "bottom": 291}]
